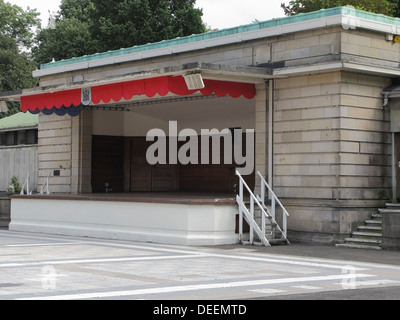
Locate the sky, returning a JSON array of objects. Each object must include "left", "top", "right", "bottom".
[{"left": 6, "top": 0, "right": 287, "bottom": 30}]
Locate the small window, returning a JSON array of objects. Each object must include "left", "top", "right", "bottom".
[
  {"left": 17, "top": 131, "right": 25, "bottom": 145},
  {"left": 0, "top": 132, "right": 5, "bottom": 146},
  {"left": 25, "top": 129, "right": 37, "bottom": 145},
  {"left": 5, "top": 132, "right": 16, "bottom": 146}
]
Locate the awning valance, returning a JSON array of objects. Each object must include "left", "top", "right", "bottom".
[{"left": 21, "top": 76, "right": 256, "bottom": 114}]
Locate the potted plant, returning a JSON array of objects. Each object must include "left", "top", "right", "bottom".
[{"left": 6, "top": 176, "right": 22, "bottom": 195}]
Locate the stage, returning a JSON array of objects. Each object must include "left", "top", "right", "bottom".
[{"left": 9, "top": 192, "right": 239, "bottom": 246}]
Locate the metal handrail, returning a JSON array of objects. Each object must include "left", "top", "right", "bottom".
[
  {"left": 236, "top": 170, "right": 271, "bottom": 246},
  {"left": 20, "top": 174, "right": 32, "bottom": 195},
  {"left": 257, "top": 171, "right": 290, "bottom": 238},
  {"left": 40, "top": 172, "right": 52, "bottom": 195}
]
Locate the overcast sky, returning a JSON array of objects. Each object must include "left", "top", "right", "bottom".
[{"left": 7, "top": 0, "right": 287, "bottom": 29}]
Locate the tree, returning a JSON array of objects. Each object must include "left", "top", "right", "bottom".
[
  {"left": 33, "top": 0, "right": 206, "bottom": 65},
  {"left": 281, "top": 0, "right": 397, "bottom": 16},
  {"left": 0, "top": 0, "right": 40, "bottom": 49},
  {"left": 0, "top": 1, "right": 40, "bottom": 118},
  {"left": 33, "top": 18, "right": 95, "bottom": 65},
  {"left": 390, "top": 0, "right": 400, "bottom": 17}
]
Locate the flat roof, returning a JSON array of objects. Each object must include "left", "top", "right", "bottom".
[{"left": 34, "top": 6, "right": 400, "bottom": 78}]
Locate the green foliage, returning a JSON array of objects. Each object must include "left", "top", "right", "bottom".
[
  {"left": 281, "top": 0, "right": 397, "bottom": 16},
  {"left": 33, "top": 0, "right": 207, "bottom": 65},
  {"left": 0, "top": 34, "right": 37, "bottom": 92},
  {"left": 33, "top": 18, "right": 95, "bottom": 65},
  {"left": 0, "top": 1, "right": 40, "bottom": 118},
  {"left": 0, "top": 0, "right": 40, "bottom": 48},
  {"left": 7, "top": 175, "right": 21, "bottom": 194}
]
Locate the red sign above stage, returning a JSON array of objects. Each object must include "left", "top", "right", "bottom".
[{"left": 20, "top": 76, "right": 256, "bottom": 113}]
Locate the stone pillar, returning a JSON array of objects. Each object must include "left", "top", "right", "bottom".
[
  {"left": 38, "top": 113, "right": 72, "bottom": 193},
  {"left": 71, "top": 110, "right": 93, "bottom": 194},
  {"left": 254, "top": 81, "right": 269, "bottom": 195}
]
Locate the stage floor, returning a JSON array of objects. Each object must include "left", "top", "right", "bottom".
[{"left": 13, "top": 192, "right": 237, "bottom": 205}]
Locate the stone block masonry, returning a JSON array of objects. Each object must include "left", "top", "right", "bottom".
[
  {"left": 382, "top": 206, "right": 400, "bottom": 250},
  {"left": 0, "top": 197, "right": 10, "bottom": 222},
  {"left": 38, "top": 114, "right": 73, "bottom": 193},
  {"left": 273, "top": 71, "right": 391, "bottom": 242}
]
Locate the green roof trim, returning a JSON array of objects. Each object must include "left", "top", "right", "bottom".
[
  {"left": 0, "top": 112, "right": 38, "bottom": 130},
  {"left": 39, "top": 6, "right": 400, "bottom": 71}
]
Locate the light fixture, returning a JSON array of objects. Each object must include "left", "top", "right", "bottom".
[
  {"left": 383, "top": 94, "right": 389, "bottom": 107},
  {"left": 386, "top": 34, "right": 394, "bottom": 42},
  {"left": 183, "top": 73, "right": 205, "bottom": 90},
  {"left": 0, "top": 100, "right": 8, "bottom": 112}
]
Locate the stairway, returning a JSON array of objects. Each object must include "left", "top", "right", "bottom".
[
  {"left": 336, "top": 207, "right": 385, "bottom": 250},
  {"left": 240, "top": 201, "right": 289, "bottom": 246},
  {"left": 236, "top": 171, "right": 290, "bottom": 247},
  {"left": 254, "top": 203, "right": 290, "bottom": 246}
]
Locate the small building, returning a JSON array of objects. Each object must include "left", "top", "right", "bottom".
[
  {"left": 0, "top": 112, "right": 38, "bottom": 224},
  {"left": 0, "top": 112, "right": 38, "bottom": 192},
  {"left": 2, "top": 6, "right": 400, "bottom": 246}
]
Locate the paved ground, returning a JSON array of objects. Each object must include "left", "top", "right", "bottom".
[{"left": 0, "top": 229, "right": 399, "bottom": 305}]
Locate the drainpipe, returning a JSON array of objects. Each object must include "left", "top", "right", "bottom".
[
  {"left": 392, "top": 131, "right": 397, "bottom": 203},
  {"left": 387, "top": 97, "right": 397, "bottom": 203},
  {"left": 268, "top": 79, "right": 274, "bottom": 196}
]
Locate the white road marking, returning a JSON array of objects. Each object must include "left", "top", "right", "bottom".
[
  {"left": 3, "top": 231, "right": 400, "bottom": 272},
  {"left": 0, "top": 238, "right": 379, "bottom": 272},
  {"left": 19, "top": 273, "right": 376, "bottom": 300},
  {"left": 0, "top": 254, "right": 210, "bottom": 268},
  {"left": 5, "top": 242, "right": 85, "bottom": 247},
  {"left": 205, "top": 253, "right": 368, "bottom": 271},
  {"left": 334, "top": 279, "right": 400, "bottom": 287}
]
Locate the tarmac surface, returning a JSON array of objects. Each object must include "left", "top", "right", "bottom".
[{"left": 0, "top": 222, "right": 399, "bottom": 302}]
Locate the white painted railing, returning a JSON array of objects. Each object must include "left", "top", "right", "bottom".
[
  {"left": 258, "top": 172, "right": 290, "bottom": 239},
  {"left": 40, "top": 172, "right": 52, "bottom": 195},
  {"left": 236, "top": 170, "right": 271, "bottom": 246},
  {"left": 236, "top": 170, "right": 290, "bottom": 246},
  {"left": 20, "top": 174, "right": 32, "bottom": 195}
]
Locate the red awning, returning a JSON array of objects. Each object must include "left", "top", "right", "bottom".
[{"left": 21, "top": 76, "right": 256, "bottom": 113}]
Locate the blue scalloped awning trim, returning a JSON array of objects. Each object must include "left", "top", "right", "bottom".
[{"left": 28, "top": 105, "right": 82, "bottom": 117}]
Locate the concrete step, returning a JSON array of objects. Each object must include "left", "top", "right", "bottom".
[
  {"left": 268, "top": 238, "right": 289, "bottom": 245},
  {"left": 352, "top": 231, "right": 382, "bottom": 238},
  {"left": 358, "top": 225, "right": 382, "bottom": 232},
  {"left": 336, "top": 243, "right": 382, "bottom": 250},
  {"left": 343, "top": 237, "right": 382, "bottom": 245},
  {"left": 379, "top": 208, "right": 400, "bottom": 214},
  {"left": 338, "top": 207, "right": 388, "bottom": 250},
  {"left": 365, "top": 219, "right": 382, "bottom": 225},
  {"left": 386, "top": 203, "right": 400, "bottom": 208}
]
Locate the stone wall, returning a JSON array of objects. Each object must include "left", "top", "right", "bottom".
[
  {"left": 0, "top": 197, "right": 10, "bottom": 222},
  {"left": 0, "top": 146, "right": 37, "bottom": 192},
  {"left": 38, "top": 111, "right": 93, "bottom": 194},
  {"left": 273, "top": 71, "right": 391, "bottom": 243},
  {"left": 38, "top": 113, "right": 73, "bottom": 193},
  {"left": 382, "top": 212, "right": 400, "bottom": 250},
  {"left": 37, "top": 26, "right": 345, "bottom": 89}
]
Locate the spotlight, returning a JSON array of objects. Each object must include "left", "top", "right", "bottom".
[{"left": 183, "top": 73, "right": 205, "bottom": 90}]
